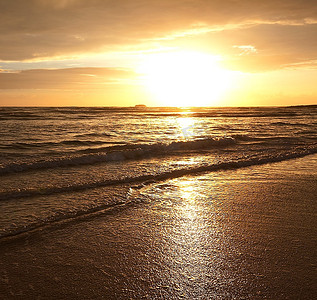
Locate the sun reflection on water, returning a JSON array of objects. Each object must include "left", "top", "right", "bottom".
[
  {"left": 176, "top": 117, "right": 196, "bottom": 140},
  {"left": 176, "top": 115, "right": 208, "bottom": 141}
]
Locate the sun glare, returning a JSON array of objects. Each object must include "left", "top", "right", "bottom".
[{"left": 138, "top": 51, "right": 236, "bottom": 107}]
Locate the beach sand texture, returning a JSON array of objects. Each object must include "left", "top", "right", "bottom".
[{"left": 0, "top": 154, "right": 316, "bottom": 299}]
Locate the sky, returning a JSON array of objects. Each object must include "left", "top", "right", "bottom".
[{"left": 0, "top": 0, "right": 316, "bottom": 107}]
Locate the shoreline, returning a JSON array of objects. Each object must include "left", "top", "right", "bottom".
[{"left": 1, "top": 154, "right": 316, "bottom": 299}]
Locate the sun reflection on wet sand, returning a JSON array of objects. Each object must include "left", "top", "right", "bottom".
[
  {"left": 177, "top": 180, "right": 199, "bottom": 219},
  {"left": 151, "top": 177, "right": 227, "bottom": 298}
]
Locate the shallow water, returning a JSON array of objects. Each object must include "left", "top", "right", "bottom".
[{"left": 0, "top": 106, "right": 316, "bottom": 238}]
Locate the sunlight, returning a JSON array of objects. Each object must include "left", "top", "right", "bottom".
[
  {"left": 175, "top": 179, "right": 199, "bottom": 220},
  {"left": 177, "top": 117, "right": 196, "bottom": 139},
  {"left": 137, "top": 51, "right": 237, "bottom": 107}
]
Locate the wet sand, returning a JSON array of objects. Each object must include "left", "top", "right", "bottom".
[{"left": 0, "top": 155, "right": 316, "bottom": 299}]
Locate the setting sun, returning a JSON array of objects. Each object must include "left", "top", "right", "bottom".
[{"left": 138, "top": 51, "right": 237, "bottom": 107}]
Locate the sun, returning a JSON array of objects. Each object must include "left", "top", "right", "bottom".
[{"left": 137, "top": 51, "right": 236, "bottom": 107}]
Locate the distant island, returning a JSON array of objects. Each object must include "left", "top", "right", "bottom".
[{"left": 134, "top": 104, "right": 147, "bottom": 108}]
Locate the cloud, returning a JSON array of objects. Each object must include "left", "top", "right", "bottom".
[
  {"left": 158, "top": 22, "right": 317, "bottom": 71},
  {"left": 223, "top": 23, "right": 317, "bottom": 71},
  {"left": 0, "top": 0, "right": 316, "bottom": 61},
  {"left": 0, "top": 67, "right": 137, "bottom": 89}
]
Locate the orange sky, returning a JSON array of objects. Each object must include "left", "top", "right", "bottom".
[{"left": 0, "top": 0, "right": 316, "bottom": 107}]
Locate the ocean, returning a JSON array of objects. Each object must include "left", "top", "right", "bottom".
[
  {"left": 0, "top": 105, "right": 317, "bottom": 298},
  {"left": 0, "top": 106, "right": 316, "bottom": 238}
]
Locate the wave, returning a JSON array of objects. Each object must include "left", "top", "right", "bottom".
[
  {"left": 271, "top": 121, "right": 315, "bottom": 127},
  {"left": 0, "top": 139, "right": 119, "bottom": 150},
  {"left": 0, "top": 107, "right": 158, "bottom": 121},
  {"left": 0, "top": 192, "right": 132, "bottom": 240},
  {"left": 147, "top": 112, "right": 301, "bottom": 118},
  {"left": 0, "top": 137, "right": 236, "bottom": 175},
  {"left": 1, "top": 145, "right": 316, "bottom": 240},
  {"left": 74, "top": 132, "right": 115, "bottom": 138},
  {"left": 1, "top": 106, "right": 315, "bottom": 121},
  {"left": 1, "top": 145, "right": 316, "bottom": 202}
]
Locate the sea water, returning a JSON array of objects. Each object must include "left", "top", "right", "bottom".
[{"left": 0, "top": 106, "right": 316, "bottom": 238}]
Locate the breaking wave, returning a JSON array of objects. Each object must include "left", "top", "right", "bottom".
[
  {"left": 1, "top": 145, "right": 316, "bottom": 240},
  {"left": 0, "top": 137, "right": 236, "bottom": 175},
  {"left": 1, "top": 144, "right": 316, "bottom": 202}
]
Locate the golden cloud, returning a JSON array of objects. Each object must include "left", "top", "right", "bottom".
[{"left": 0, "top": 0, "right": 316, "bottom": 62}]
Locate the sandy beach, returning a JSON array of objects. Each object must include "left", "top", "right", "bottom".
[{"left": 0, "top": 154, "right": 316, "bottom": 299}]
